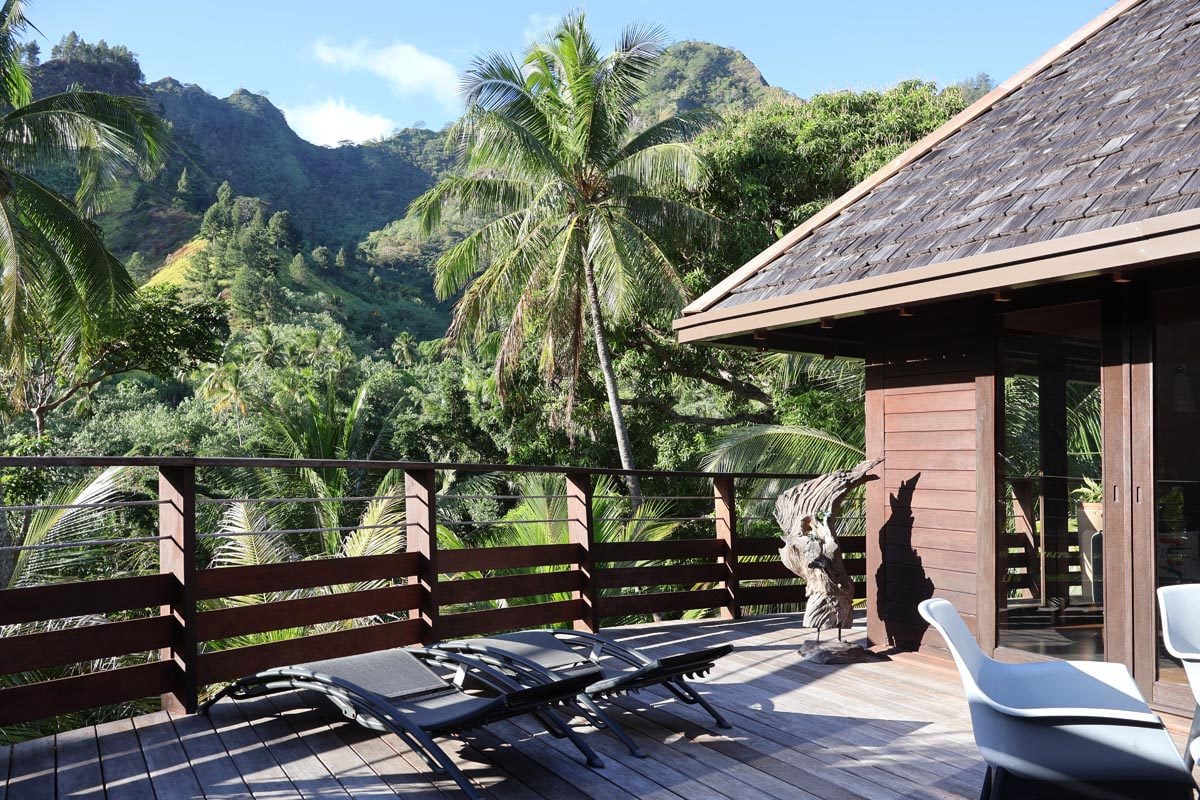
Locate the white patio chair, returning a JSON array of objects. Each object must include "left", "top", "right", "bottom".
[
  {"left": 1158, "top": 584, "right": 1200, "bottom": 771},
  {"left": 919, "top": 598, "right": 1195, "bottom": 799}
]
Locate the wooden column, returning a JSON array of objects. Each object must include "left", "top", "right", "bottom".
[
  {"left": 1129, "top": 282, "right": 1155, "bottom": 693},
  {"left": 714, "top": 475, "right": 740, "bottom": 620},
  {"left": 405, "top": 468, "right": 439, "bottom": 644},
  {"left": 864, "top": 356, "right": 887, "bottom": 647},
  {"left": 566, "top": 472, "right": 599, "bottom": 632},
  {"left": 975, "top": 312, "right": 999, "bottom": 654},
  {"left": 1101, "top": 283, "right": 1136, "bottom": 674},
  {"left": 159, "top": 465, "right": 197, "bottom": 714}
]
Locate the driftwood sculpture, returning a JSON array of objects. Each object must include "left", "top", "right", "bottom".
[{"left": 775, "top": 458, "right": 883, "bottom": 634}]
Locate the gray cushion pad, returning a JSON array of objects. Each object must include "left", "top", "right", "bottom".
[
  {"left": 301, "top": 648, "right": 450, "bottom": 701},
  {"left": 477, "top": 631, "right": 593, "bottom": 671}
]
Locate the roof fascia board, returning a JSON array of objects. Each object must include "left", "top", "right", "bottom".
[
  {"left": 674, "top": 206, "right": 1200, "bottom": 332},
  {"left": 680, "top": 0, "right": 1147, "bottom": 317},
  {"left": 675, "top": 207, "right": 1200, "bottom": 343}
]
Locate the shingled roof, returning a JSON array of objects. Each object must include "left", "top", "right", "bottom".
[{"left": 681, "top": 0, "right": 1200, "bottom": 329}]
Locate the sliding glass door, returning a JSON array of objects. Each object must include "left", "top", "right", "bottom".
[
  {"left": 997, "top": 302, "right": 1105, "bottom": 660},
  {"left": 1150, "top": 287, "right": 1200, "bottom": 695}
]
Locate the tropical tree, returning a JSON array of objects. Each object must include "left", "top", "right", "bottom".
[
  {"left": 702, "top": 354, "right": 867, "bottom": 502},
  {"left": 0, "top": 0, "right": 168, "bottom": 368},
  {"left": 410, "top": 12, "right": 716, "bottom": 502}
]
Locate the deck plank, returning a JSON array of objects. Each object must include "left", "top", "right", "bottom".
[
  {"left": 331, "top": 725, "right": 455, "bottom": 800},
  {"left": 56, "top": 725, "right": 104, "bottom": 799},
  {"left": 94, "top": 717, "right": 155, "bottom": 800},
  {"left": 264, "top": 691, "right": 400, "bottom": 798},
  {"left": 231, "top": 696, "right": 352, "bottom": 799},
  {"left": 132, "top": 711, "right": 206, "bottom": 799},
  {"left": 168, "top": 711, "right": 254, "bottom": 800},
  {"left": 7, "top": 731, "right": 55, "bottom": 800},
  {"left": 206, "top": 696, "right": 303, "bottom": 800}
]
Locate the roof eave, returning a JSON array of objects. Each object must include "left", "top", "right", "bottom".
[{"left": 674, "top": 206, "right": 1200, "bottom": 345}]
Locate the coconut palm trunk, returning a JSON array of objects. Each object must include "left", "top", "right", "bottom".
[{"left": 583, "top": 254, "right": 641, "bottom": 504}]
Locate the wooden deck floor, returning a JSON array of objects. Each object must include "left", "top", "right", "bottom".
[{"left": 1, "top": 614, "right": 1185, "bottom": 800}]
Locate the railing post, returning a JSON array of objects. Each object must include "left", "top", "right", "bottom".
[
  {"left": 159, "top": 465, "right": 197, "bottom": 714},
  {"left": 405, "top": 468, "right": 439, "bottom": 644},
  {"left": 714, "top": 475, "right": 740, "bottom": 620},
  {"left": 567, "top": 472, "right": 599, "bottom": 632}
]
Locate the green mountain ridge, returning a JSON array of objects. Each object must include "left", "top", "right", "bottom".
[
  {"left": 23, "top": 38, "right": 803, "bottom": 345},
  {"left": 29, "top": 39, "right": 780, "bottom": 271}
]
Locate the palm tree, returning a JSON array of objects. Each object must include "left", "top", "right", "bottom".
[
  {"left": 702, "top": 354, "right": 867, "bottom": 504},
  {"left": 0, "top": 0, "right": 167, "bottom": 368},
  {"left": 410, "top": 12, "right": 716, "bottom": 502}
]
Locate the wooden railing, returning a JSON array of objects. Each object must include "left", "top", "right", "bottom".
[{"left": 0, "top": 457, "right": 866, "bottom": 730}]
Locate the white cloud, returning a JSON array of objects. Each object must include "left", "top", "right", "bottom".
[
  {"left": 524, "top": 13, "right": 558, "bottom": 43},
  {"left": 281, "top": 98, "right": 398, "bottom": 146},
  {"left": 313, "top": 38, "right": 459, "bottom": 111}
]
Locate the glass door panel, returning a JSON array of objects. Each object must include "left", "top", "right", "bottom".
[
  {"left": 1154, "top": 287, "right": 1200, "bottom": 685},
  {"left": 998, "top": 301, "right": 1105, "bottom": 659}
]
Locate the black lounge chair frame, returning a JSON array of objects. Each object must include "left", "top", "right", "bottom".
[
  {"left": 199, "top": 646, "right": 602, "bottom": 800},
  {"left": 435, "top": 629, "right": 733, "bottom": 759}
]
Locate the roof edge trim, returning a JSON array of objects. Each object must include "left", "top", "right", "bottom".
[
  {"left": 681, "top": 0, "right": 1147, "bottom": 317},
  {"left": 674, "top": 206, "right": 1200, "bottom": 343}
]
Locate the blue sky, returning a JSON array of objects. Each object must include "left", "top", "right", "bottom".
[{"left": 30, "top": 1, "right": 1114, "bottom": 146}]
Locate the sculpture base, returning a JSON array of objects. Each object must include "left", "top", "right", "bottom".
[{"left": 797, "top": 639, "right": 886, "bottom": 665}]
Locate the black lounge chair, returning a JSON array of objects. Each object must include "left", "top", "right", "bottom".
[
  {"left": 199, "top": 646, "right": 602, "bottom": 800},
  {"left": 434, "top": 629, "right": 733, "bottom": 758}
]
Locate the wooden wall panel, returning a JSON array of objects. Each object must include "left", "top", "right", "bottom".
[{"left": 869, "top": 309, "right": 984, "bottom": 652}]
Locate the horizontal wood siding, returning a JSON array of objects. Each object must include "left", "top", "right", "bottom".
[{"left": 873, "top": 312, "right": 982, "bottom": 650}]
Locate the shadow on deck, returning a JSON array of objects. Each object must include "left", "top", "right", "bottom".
[{"left": 3, "top": 614, "right": 998, "bottom": 799}]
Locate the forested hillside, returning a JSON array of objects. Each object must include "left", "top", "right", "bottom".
[{"left": 30, "top": 44, "right": 452, "bottom": 264}]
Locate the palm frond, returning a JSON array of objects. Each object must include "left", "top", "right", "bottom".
[
  {"left": 10, "top": 467, "right": 129, "bottom": 588},
  {"left": 611, "top": 141, "right": 708, "bottom": 192},
  {"left": 0, "top": 1, "right": 31, "bottom": 109},
  {"left": 0, "top": 92, "right": 169, "bottom": 215},
  {"left": 703, "top": 423, "right": 863, "bottom": 476}
]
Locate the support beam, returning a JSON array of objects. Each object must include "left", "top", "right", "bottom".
[
  {"left": 864, "top": 358, "right": 886, "bottom": 647},
  {"left": 405, "top": 468, "right": 439, "bottom": 644},
  {"left": 713, "top": 476, "right": 740, "bottom": 620},
  {"left": 566, "top": 472, "right": 599, "bottom": 632},
  {"left": 159, "top": 465, "right": 197, "bottom": 714}
]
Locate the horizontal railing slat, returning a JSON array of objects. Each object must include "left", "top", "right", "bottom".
[
  {"left": 437, "top": 600, "right": 582, "bottom": 640},
  {"left": 438, "top": 571, "right": 581, "bottom": 606},
  {"left": 736, "top": 561, "right": 802, "bottom": 582},
  {"left": 596, "top": 562, "right": 726, "bottom": 589},
  {"left": 597, "top": 588, "right": 728, "bottom": 617},
  {"left": 592, "top": 539, "right": 725, "bottom": 562},
  {"left": 195, "top": 553, "right": 420, "bottom": 600},
  {"left": 0, "top": 616, "right": 175, "bottom": 676},
  {"left": 732, "top": 537, "right": 781, "bottom": 557},
  {"left": 740, "top": 585, "right": 806, "bottom": 607},
  {"left": 736, "top": 536, "right": 864, "bottom": 558},
  {"left": 0, "top": 574, "right": 174, "bottom": 625},
  {"left": 0, "top": 661, "right": 175, "bottom": 727},
  {"left": 197, "top": 619, "right": 425, "bottom": 685},
  {"left": 439, "top": 544, "right": 582, "bottom": 574},
  {"left": 196, "top": 585, "right": 423, "bottom": 642}
]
